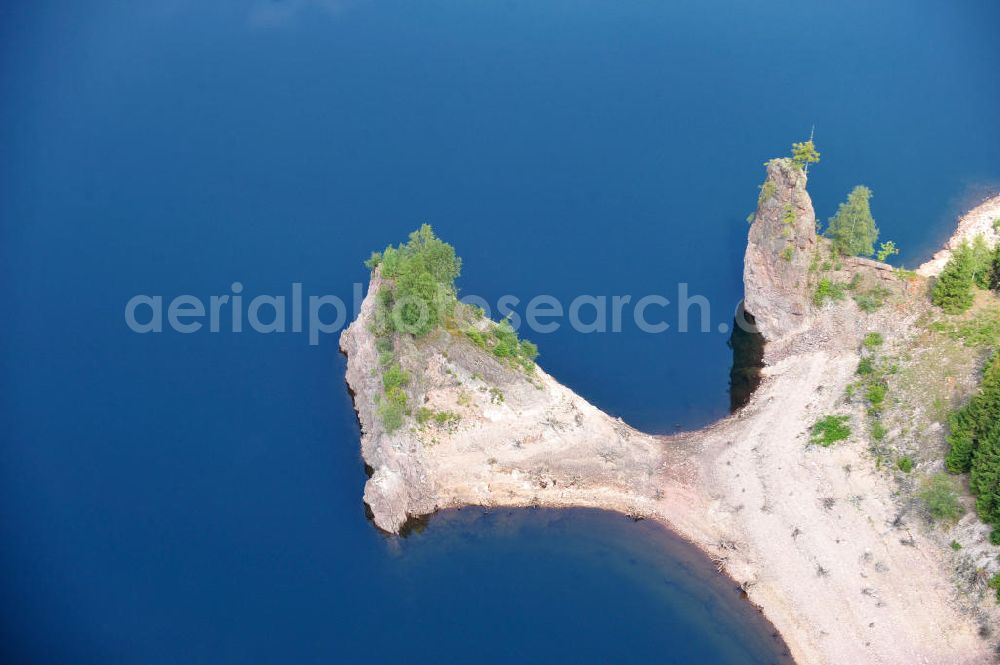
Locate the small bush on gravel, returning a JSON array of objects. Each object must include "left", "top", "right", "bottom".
[
  {"left": 862, "top": 332, "right": 884, "bottom": 349},
  {"left": 989, "top": 573, "right": 1000, "bottom": 603},
  {"left": 919, "top": 473, "right": 964, "bottom": 523},
  {"left": 811, "top": 415, "right": 851, "bottom": 447},
  {"left": 813, "top": 278, "right": 847, "bottom": 306}
]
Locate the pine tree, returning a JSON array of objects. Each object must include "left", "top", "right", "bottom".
[
  {"left": 931, "top": 242, "right": 976, "bottom": 314},
  {"left": 949, "top": 353, "right": 1000, "bottom": 527},
  {"left": 947, "top": 354, "right": 1000, "bottom": 472},
  {"left": 971, "top": 421, "right": 1000, "bottom": 524},
  {"left": 946, "top": 412, "right": 976, "bottom": 473},
  {"left": 969, "top": 235, "right": 994, "bottom": 289},
  {"left": 990, "top": 243, "right": 1000, "bottom": 291},
  {"left": 824, "top": 185, "right": 878, "bottom": 257},
  {"left": 791, "top": 139, "right": 820, "bottom": 172},
  {"left": 368, "top": 224, "right": 462, "bottom": 336}
]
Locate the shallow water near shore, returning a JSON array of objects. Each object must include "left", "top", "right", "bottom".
[
  {"left": 2, "top": 0, "right": 999, "bottom": 663},
  {"left": 386, "top": 508, "right": 793, "bottom": 664}
]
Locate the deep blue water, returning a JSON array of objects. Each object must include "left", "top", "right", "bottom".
[{"left": 1, "top": 1, "right": 998, "bottom": 663}]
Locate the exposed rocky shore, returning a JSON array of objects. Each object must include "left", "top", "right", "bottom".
[{"left": 341, "top": 160, "right": 1000, "bottom": 664}]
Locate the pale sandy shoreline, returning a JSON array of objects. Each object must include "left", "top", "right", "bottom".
[{"left": 918, "top": 194, "right": 1000, "bottom": 277}]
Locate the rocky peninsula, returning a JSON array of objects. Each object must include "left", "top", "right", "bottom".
[{"left": 341, "top": 158, "right": 1000, "bottom": 665}]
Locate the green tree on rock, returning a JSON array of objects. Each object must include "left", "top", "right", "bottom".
[
  {"left": 876, "top": 240, "right": 899, "bottom": 263},
  {"left": 825, "top": 185, "right": 878, "bottom": 257},
  {"left": 366, "top": 224, "right": 462, "bottom": 336},
  {"left": 931, "top": 242, "right": 976, "bottom": 314},
  {"left": 791, "top": 139, "right": 820, "bottom": 172}
]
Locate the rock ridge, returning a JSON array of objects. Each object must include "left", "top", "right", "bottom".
[{"left": 339, "top": 165, "right": 997, "bottom": 665}]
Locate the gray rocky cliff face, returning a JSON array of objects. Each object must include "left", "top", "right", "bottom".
[
  {"left": 741, "top": 159, "right": 916, "bottom": 363},
  {"left": 742, "top": 158, "right": 818, "bottom": 345},
  {"left": 339, "top": 270, "right": 665, "bottom": 534},
  {"left": 339, "top": 269, "right": 436, "bottom": 533}
]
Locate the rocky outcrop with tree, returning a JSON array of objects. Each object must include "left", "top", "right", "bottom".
[{"left": 340, "top": 150, "right": 1000, "bottom": 665}]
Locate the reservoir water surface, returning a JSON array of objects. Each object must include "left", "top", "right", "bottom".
[{"left": 2, "top": 1, "right": 999, "bottom": 662}]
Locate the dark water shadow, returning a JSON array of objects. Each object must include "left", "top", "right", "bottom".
[{"left": 728, "top": 305, "right": 765, "bottom": 413}]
